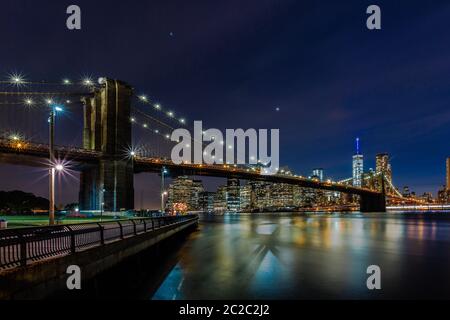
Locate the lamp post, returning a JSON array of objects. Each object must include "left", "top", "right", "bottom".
[
  {"left": 48, "top": 105, "right": 63, "bottom": 225},
  {"left": 100, "top": 189, "right": 106, "bottom": 221},
  {"left": 161, "top": 167, "right": 168, "bottom": 214},
  {"left": 161, "top": 191, "right": 168, "bottom": 215}
]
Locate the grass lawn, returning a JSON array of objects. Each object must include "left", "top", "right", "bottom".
[{"left": 0, "top": 215, "right": 117, "bottom": 228}]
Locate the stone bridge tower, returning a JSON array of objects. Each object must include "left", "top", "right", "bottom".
[{"left": 79, "top": 78, "right": 134, "bottom": 211}]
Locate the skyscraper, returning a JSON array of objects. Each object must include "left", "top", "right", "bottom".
[
  {"left": 312, "top": 168, "right": 324, "bottom": 181},
  {"left": 376, "top": 153, "right": 392, "bottom": 183},
  {"left": 166, "top": 176, "right": 204, "bottom": 212},
  {"left": 226, "top": 178, "right": 241, "bottom": 212},
  {"left": 446, "top": 157, "right": 450, "bottom": 190},
  {"left": 352, "top": 138, "right": 364, "bottom": 187}
]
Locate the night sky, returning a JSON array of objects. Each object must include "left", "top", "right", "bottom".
[{"left": 1, "top": 0, "right": 450, "bottom": 208}]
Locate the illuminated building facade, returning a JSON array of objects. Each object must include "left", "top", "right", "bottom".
[
  {"left": 239, "top": 184, "right": 253, "bottom": 211},
  {"left": 270, "top": 183, "right": 294, "bottom": 208},
  {"left": 312, "top": 168, "right": 324, "bottom": 181},
  {"left": 214, "top": 186, "right": 227, "bottom": 212},
  {"left": 250, "top": 181, "right": 272, "bottom": 210},
  {"left": 226, "top": 178, "right": 241, "bottom": 212},
  {"left": 166, "top": 176, "right": 204, "bottom": 211},
  {"left": 200, "top": 191, "right": 215, "bottom": 213},
  {"left": 352, "top": 138, "right": 364, "bottom": 187},
  {"left": 447, "top": 157, "right": 450, "bottom": 190},
  {"left": 376, "top": 153, "right": 392, "bottom": 182}
]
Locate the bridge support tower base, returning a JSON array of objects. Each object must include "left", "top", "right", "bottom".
[
  {"left": 79, "top": 78, "right": 134, "bottom": 212},
  {"left": 360, "top": 193, "right": 386, "bottom": 213}
]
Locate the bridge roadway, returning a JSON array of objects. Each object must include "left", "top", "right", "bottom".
[{"left": 0, "top": 139, "right": 381, "bottom": 197}]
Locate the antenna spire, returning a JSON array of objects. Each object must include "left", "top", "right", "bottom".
[{"left": 356, "top": 137, "right": 360, "bottom": 155}]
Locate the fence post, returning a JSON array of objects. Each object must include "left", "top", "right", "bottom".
[
  {"left": 18, "top": 234, "right": 27, "bottom": 267},
  {"left": 67, "top": 226, "right": 76, "bottom": 254},
  {"left": 98, "top": 223, "right": 104, "bottom": 245},
  {"left": 152, "top": 218, "right": 155, "bottom": 231},
  {"left": 118, "top": 222, "right": 123, "bottom": 239},
  {"left": 143, "top": 220, "right": 147, "bottom": 232},
  {"left": 132, "top": 220, "right": 137, "bottom": 235}
]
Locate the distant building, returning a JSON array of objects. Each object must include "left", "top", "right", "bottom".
[
  {"left": 249, "top": 181, "right": 271, "bottom": 210},
  {"left": 214, "top": 186, "right": 227, "bottom": 212},
  {"left": 402, "top": 186, "right": 411, "bottom": 198},
  {"left": 240, "top": 184, "right": 253, "bottom": 211},
  {"left": 292, "top": 185, "right": 303, "bottom": 207},
  {"left": 446, "top": 157, "right": 450, "bottom": 190},
  {"left": 226, "top": 178, "right": 241, "bottom": 212},
  {"left": 166, "top": 176, "right": 204, "bottom": 212},
  {"left": 352, "top": 138, "right": 364, "bottom": 187},
  {"left": 270, "top": 183, "right": 294, "bottom": 208},
  {"left": 312, "top": 168, "right": 324, "bottom": 181},
  {"left": 438, "top": 186, "right": 450, "bottom": 204},
  {"left": 190, "top": 180, "right": 204, "bottom": 210},
  {"left": 375, "top": 153, "right": 394, "bottom": 194},
  {"left": 420, "top": 192, "right": 434, "bottom": 203},
  {"left": 376, "top": 153, "right": 392, "bottom": 182},
  {"left": 200, "top": 191, "right": 215, "bottom": 213}
]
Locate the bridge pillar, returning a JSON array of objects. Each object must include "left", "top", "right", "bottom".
[
  {"left": 79, "top": 79, "right": 134, "bottom": 212},
  {"left": 360, "top": 193, "right": 386, "bottom": 212}
]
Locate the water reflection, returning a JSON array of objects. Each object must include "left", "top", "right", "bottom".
[{"left": 152, "top": 213, "right": 450, "bottom": 300}]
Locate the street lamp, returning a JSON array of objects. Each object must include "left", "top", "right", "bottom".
[
  {"left": 100, "top": 189, "right": 106, "bottom": 221},
  {"left": 161, "top": 167, "right": 168, "bottom": 214},
  {"left": 48, "top": 104, "right": 63, "bottom": 225},
  {"left": 161, "top": 191, "right": 168, "bottom": 215}
]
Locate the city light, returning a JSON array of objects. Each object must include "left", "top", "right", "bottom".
[
  {"left": 167, "top": 111, "right": 174, "bottom": 117},
  {"left": 55, "top": 164, "right": 64, "bottom": 171},
  {"left": 139, "top": 95, "right": 148, "bottom": 102},
  {"left": 154, "top": 104, "right": 161, "bottom": 109},
  {"left": 24, "top": 98, "right": 34, "bottom": 106},
  {"left": 9, "top": 73, "right": 25, "bottom": 85},
  {"left": 83, "top": 78, "right": 94, "bottom": 86},
  {"left": 62, "top": 79, "right": 71, "bottom": 85}
]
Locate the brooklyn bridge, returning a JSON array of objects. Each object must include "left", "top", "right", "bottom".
[{"left": 0, "top": 76, "right": 395, "bottom": 215}]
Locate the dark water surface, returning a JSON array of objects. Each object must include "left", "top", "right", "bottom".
[{"left": 65, "top": 213, "right": 450, "bottom": 300}]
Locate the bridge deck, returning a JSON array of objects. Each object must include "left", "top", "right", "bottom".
[{"left": 0, "top": 139, "right": 381, "bottom": 196}]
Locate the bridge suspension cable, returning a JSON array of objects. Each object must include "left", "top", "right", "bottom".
[
  {"left": 134, "top": 93, "right": 187, "bottom": 126},
  {"left": 0, "top": 73, "right": 100, "bottom": 89}
]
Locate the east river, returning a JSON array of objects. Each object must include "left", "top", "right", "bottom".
[{"left": 67, "top": 212, "right": 450, "bottom": 300}]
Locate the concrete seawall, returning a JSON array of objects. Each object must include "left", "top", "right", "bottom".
[{"left": 0, "top": 217, "right": 198, "bottom": 299}]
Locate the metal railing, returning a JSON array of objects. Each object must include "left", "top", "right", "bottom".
[{"left": 0, "top": 215, "right": 198, "bottom": 270}]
